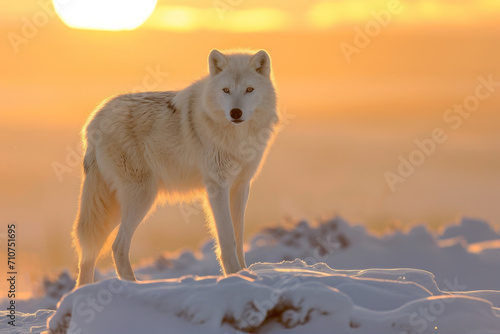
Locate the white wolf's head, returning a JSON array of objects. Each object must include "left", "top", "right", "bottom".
[{"left": 203, "top": 49, "right": 276, "bottom": 125}]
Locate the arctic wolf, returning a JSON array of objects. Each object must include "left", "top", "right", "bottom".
[{"left": 74, "top": 49, "right": 279, "bottom": 286}]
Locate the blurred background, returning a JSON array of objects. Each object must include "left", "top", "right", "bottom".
[{"left": 1, "top": 0, "right": 499, "bottom": 295}]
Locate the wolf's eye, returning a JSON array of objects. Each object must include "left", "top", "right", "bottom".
[
  {"left": 223, "top": 88, "right": 230, "bottom": 94},
  {"left": 246, "top": 87, "right": 254, "bottom": 93}
]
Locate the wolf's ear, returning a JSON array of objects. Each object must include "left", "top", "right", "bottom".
[
  {"left": 208, "top": 49, "right": 228, "bottom": 76},
  {"left": 250, "top": 50, "right": 271, "bottom": 77}
]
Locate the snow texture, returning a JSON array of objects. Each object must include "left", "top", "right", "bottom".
[{"left": 1, "top": 216, "right": 500, "bottom": 333}]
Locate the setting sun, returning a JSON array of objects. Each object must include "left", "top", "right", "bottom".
[{"left": 52, "top": 0, "right": 157, "bottom": 31}]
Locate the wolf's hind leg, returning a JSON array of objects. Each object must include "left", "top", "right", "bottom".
[
  {"left": 112, "top": 180, "right": 156, "bottom": 281},
  {"left": 74, "top": 164, "right": 120, "bottom": 287}
]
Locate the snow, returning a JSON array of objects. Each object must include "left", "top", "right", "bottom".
[{"left": 1, "top": 216, "right": 500, "bottom": 333}]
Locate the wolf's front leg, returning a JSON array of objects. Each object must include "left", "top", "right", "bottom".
[
  {"left": 206, "top": 185, "right": 242, "bottom": 275},
  {"left": 230, "top": 182, "right": 250, "bottom": 268}
]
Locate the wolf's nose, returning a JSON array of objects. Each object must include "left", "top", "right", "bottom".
[{"left": 230, "top": 108, "right": 242, "bottom": 120}]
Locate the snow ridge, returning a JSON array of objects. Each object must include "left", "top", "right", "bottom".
[
  {"left": 47, "top": 260, "right": 500, "bottom": 333},
  {"left": 1, "top": 216, "right": 500, "bottom": 333}
]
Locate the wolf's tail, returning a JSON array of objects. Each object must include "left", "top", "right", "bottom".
[{"left": 73, "top": 144, "right": 119, "bottom": 286}]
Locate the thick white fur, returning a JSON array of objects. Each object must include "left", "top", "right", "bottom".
[{"left": 73, "top": 49, "right": 279, "bottom": 286}]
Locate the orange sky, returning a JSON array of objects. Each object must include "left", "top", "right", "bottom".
[
  {"left": 1, "top": 0, "right": 500, "bottom": 294},
  {"left": 3, "top": 0, "right": 500, "bottom": 30},
  {"left": 2, "top": 0, "right": 500, "bottom": 125}
]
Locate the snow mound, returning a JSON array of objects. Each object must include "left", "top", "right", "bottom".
[
  {"left": 9, "top": 271, "right": 76, "bottom": 315},
  {"left": 135, "top": 216, "right": 500, "bottom": 291},
  {"left": 47, "top": 260, "right": 500, "bottom": 334},
  {"left": 0, "top": 309, "right": 54, "bottom": 334},
  {"left": 438, "top": 217, "right": 500, "bottom": 244},
  {"left": 2, "top": 216, "right": 500, "bottom": 333}
]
